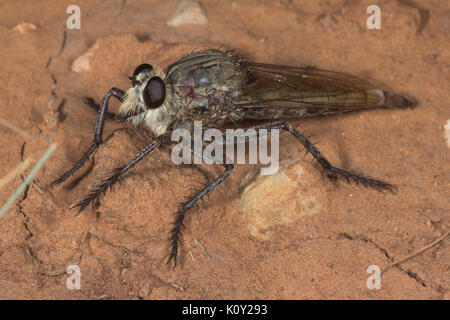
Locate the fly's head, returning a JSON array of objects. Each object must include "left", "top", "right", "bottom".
[{"left": 118, "top": 63, "right": 174, "bottom": 136}]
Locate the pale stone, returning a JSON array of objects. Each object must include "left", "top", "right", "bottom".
[
  {"left": 71, "top": 43, "right": 99, "bottom": 73},
  {"left": 138, "top": 283, "right": 151, "bottom": 298},
  {"left": 167, "top": 0, "right": 208, "bottom": 27},
  {"left": 240, "top": 159, "right": 325, "bottom": 241},
  {"left": 13, "top": 22, "right": 37, "bottom": 34},
  {"left": 444, "top": 119, "right": 450, "bottom": 148}
]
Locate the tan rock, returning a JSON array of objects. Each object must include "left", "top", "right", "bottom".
[
  {"left": 240, "top": 159, "right": 326, "bottom": 241},
  {"left": 71, "top": 43, "right": 99, "bottom": 72},
  {"left": 444, "top": 119, "right": 450, "bottom": 149},
  {"left": 167, "top": 0, "right": 208, "bottom": 26},
  {"left": 12, "top": 22, "right": 37, "bottom": 34}
]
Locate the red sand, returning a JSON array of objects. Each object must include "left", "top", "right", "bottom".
[{"left": 0, "top": 0, "right": 448, "bottom": 299}]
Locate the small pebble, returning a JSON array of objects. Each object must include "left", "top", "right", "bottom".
[
  {"left": 167, "top": 0, "right": 208, "bottom": 27},
  {"left": 444, "top": 119, "right": 450, "bottom": 149},
  {"left": 12, "top": 22, "right": 37, "bottom": 34},
  {"left": 138, "top": 283, "right": 151, "bottom": 299},
  {"left": 71, "top": 43, "right": 99, "bottom": 72}
]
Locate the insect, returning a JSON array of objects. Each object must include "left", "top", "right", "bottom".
[{"left": 51, "top": 49, "right": 415, "bottom": 266}]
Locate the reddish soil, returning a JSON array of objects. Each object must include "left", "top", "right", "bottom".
[{"left": 0, "top": 0, "right": 448, "bottom": 299}]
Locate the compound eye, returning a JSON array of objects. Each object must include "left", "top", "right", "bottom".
[
  {"left": 133, "top": 63, "right": 153, "bottom": 77},
  {"left": 143, "top": 76, "right": 166, "bottom": 108}
]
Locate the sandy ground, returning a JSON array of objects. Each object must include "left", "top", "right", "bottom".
[{"left": 0, "top": 0, "right": 448, "bottom": 299}]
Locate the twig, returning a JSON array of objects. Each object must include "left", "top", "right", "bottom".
[
  {"left": 194, "top": 239, "right": 211, "bottom": 260},
  {"left": 0, "top": 116, "right": 33, "bottom": 140},
  {"left": 74, "top": 225, "right": 92, "bottom": 265},
  {"left": 0, "top": 144, "right": 57, "bottom": 218},
  {"left": 381, "top": 230, "right": 449, "bottom": 274},
  {"left": 170, "top": 282, "right": 185, "bottom": 292},
  {"left": 0, "top": 157, "right": 33, "bottom": 190}
]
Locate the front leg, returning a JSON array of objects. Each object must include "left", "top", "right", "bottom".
[
  {"left": 70, "top": 136, "right": 167, "bottom": 213},
  {"left": 50, "top": 87, "right": 125, "bottom": 188}
]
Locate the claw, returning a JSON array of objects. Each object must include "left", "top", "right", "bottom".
[
  {"left": 50, "top": 180, "right": 62, "bottom": 191},
  {"left": 165, "top": 254, "right": 177, "bottom": 269},
  {"left": 69, "top": 201, "right": 87, "bottom": 217},
  {"left": 69, "top": 202, "right": 79, "bottom": 210}
]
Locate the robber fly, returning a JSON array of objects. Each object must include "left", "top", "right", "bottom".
[{"left": 51, "top": 49, "right": 415, "bottom": 266}]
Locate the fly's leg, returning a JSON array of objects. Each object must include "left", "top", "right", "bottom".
[
  {"left": 167, "top": 162, "right": 234, "bottom": 267},
  {"left": 167, "top": 120, "right": 394, "bottom": 266},
  {"left": 260, "top": 121, "right": 394, "bottom": 192},
  {"left": 70, "top": 136, "right": 166, "bottom": 213},
  {"left": 50, "top": 88, "right": 125, "bottom": 188}
]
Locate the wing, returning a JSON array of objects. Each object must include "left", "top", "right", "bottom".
[{"left": 235, "top": 61, "right": 388, "bottom": 111}]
